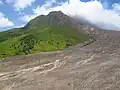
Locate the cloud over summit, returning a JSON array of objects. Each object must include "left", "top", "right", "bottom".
[
  {"left": 0, "top": 0, "right": 120, "bottom": 30},
  {"left": 27, "top": 0, "right": 120, "bottom": 30}
]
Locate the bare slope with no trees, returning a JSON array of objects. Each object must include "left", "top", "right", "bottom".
[{"left": 0, "top": 26, "right": 120, "bottom": 90}]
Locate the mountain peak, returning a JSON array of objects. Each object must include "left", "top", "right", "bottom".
[
  {"left": 48, "top": 11, "right": 64, "bottom": 16},
  {"left": 25, "top": 11, "right": 79, "bottom": 28}
]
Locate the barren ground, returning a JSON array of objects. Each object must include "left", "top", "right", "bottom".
[{"left": 1, "top": 29, "right": 120, "bottom": 90}]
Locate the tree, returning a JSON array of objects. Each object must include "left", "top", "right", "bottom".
[{"left": 20, "top": 34, "right": 37, "bottom": 54}]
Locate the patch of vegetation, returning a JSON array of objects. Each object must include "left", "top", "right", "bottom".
[
  {"left": 0, "top": 11, "right": 89, "bottom": 58},
  {"left": 0, "top": 28, "right": 25, "bottom": 43}
]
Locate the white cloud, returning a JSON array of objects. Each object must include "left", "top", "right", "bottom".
[
  {"left": 0, "top": 0, "right": 3, "bottom": 4},
  {"left": 0, "top": 12, "right": 14, "bottom": 28},
  {"left": 21, "top": 0, "right": 120, "bottom": 30},
  {"left": 113, "top": 3, "right": 120, "bottom": 14},
  {"left": 44, "top": 0, "right": 57, "bottom": 7},
  {"left": 33, "top": 0, "right": 65, "bottom": 16},
  {"left": 113, "top": 3, "right": 120, "bottom": 10},
  {"left": 14, "top": 24, "right": 25, "bottom": 28},
  {"left": 6, "top": 0, "right": 36, "bottom": 11},
  {"left": 20, "top": 0, "right": 57, "bottom": 22},
  {"left": 20, "top": 14, "right": 36, "bottom": 22}
]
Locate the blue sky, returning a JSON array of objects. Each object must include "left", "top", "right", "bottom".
[{"left": 0, "top": 0, "right": 120, "bottom": 31}]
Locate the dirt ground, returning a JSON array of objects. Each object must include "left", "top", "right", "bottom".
[{"left": 0, "top": 42, "right": 120, "bottom": 90}]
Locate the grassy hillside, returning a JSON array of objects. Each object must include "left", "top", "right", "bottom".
[
  {"left": 0, "top": 28, "right": 25, "bottom": 43},
  {"left": 0, "top": 11, "right": 89, "bottom": 58}
]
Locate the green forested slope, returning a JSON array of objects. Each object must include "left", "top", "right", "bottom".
[{"left": 0, "top": 11, "right": 89, "bottom": 58}]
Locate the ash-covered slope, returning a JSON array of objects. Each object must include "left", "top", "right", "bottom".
[
  {"left": 1, "top": 28, "right": 120, "bottom": 90},
  {"left": 83, "top": 28, "right": 120, "bottom": 54}
]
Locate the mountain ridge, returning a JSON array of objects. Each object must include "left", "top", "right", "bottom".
[{"left": 0, "top": 11, "right": 90, "bottom": 58}]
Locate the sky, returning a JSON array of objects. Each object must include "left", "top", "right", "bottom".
[{"left": 0, "top": 0, "right": 120, "bottom": 31}]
